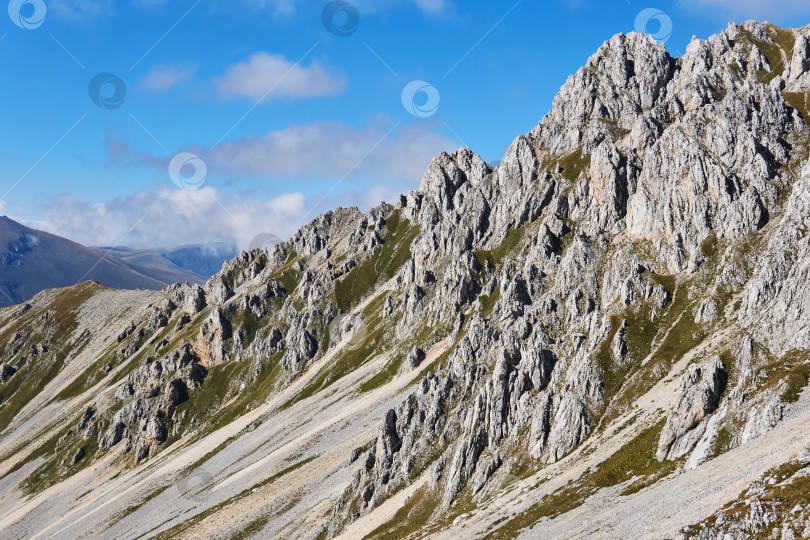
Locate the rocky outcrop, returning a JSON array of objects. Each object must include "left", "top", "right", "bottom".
[
  {"left": 2, "top": 20, "right": 810, "bottom": 540},
  {"left": 657, "top": 358, "right": 727, "bottom": 461},
  {"left": 327, "top": 22, "right": 810, "bottom": 530},
  {"left": 0, "top": 363, "right": 16, "bottom": 383},
  {"left": 98, "top": 343, "right": 206, "bottom": 460}
]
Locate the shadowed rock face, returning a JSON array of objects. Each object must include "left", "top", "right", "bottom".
[{"left": 2, "top": 20, "right": 810, "bottom": 540}]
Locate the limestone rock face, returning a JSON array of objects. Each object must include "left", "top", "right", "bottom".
[
  {"left": 3, "top": 20, "right": 810, "bottom": 540},
  {"left": 657, "top": 358, "right": 728, "bottom": 461},
  {"left": 327, "top": 22, "right": 810, "bottom": 530}
]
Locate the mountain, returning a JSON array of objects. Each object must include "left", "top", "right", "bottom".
[
  {"left": 0, "top": 217, "right": 208, "bottom": 307},
  {"left": 97, "top": 243, "right": 238, "bottom": 283},
  {"left": 1, "top": 20, "right": 810, "bottom": 539}
]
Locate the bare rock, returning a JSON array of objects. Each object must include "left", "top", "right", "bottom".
[{"left": 657, "top": 358, "right": 728, "bottom": 461}]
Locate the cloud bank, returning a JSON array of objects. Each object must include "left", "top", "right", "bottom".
[
  {"left": 30, "top": 176, "right": 424, "bottom": 251},
  {"left": 205, "top": 119, "right": 457, "bottom": 181},
  {"left": 215, "top": 52, "right": 347, "bottom": 102},
  {"left": 33, "top": 186, "right": 307, "bottom": 251},
  {"left": 110, "top": 118, "right": 458, "bottom": 184}
]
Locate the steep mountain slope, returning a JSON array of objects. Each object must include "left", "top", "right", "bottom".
[
  {"left": 1, "top": 20, "right": 810, "bottom": 539},
  {"left": 0, "top": 217, "right": 206, "bottom": 307}
]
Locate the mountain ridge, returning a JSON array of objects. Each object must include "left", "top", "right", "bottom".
[{"left": 1, "top": 19, "right": 810, "bottom": 539}]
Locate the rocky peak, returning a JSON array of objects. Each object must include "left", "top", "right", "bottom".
[{"left": 3, "top": 20, "right": 810, "bottom": 540}]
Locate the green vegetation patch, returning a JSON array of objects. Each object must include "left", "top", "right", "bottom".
[
  {"left": 167, "top": 351, "right": 285, "bottom": 446},
  {"left": 57, "top": 311, "right": 203, "bottom": 403},
  {"left": 335, "top": 210, "right": 420, "bottom": 312},
  {"left": 765, "top": 24, "right": 797, "bottom": 67},
  {"left": 595, "top": 315, "right": 625, "bottom": 400},
  {"left": 752, "top": 349, "right": 810, "bottom": 404},
  {"left": 409, "top": 329, "right": 468, "bottom": 388},
  {"left": 230, "top": 308, "right": 269, "bottom": 350},
  {"left": 736, "top": 24, "right": 795, "bottom": 83},
  {"left": 558, "top": 147, "right": 591, "bottom": 180},
  {"left": 591, "top": 419, "right": 678, "bottom": 495},
  {"left": 359, "top": 356, "right": 402, "bottom": 394},
  {"left": 17, "top": 405, "right": 104, "bottom": 495},
  {"left": 268, "top": 249, "right": 302, "bottom": 298},
  {"left": 353, "top": 293, "right": 412, "bottom": 394},
  {"left": 598, "top": 118, "right": 631, "bottom": 139},
  {"left": 785, "top": 92, "right": 810, "bottom": 127},
  {"left": 54, "top": 346, "right": 117, "bottom": 401},
  {"left": 479, "top": 287, "right": 501, "bottom": 316},
  {"left": 24, "top": 434, "right": 101, "bottom": 495},
  {"left": 362, "top": 485, "right": 439, "bottom": 540},
  {"left": 0, "top": 282, "right": 102, "bottom": 429},
  {"left": 700, "top": 233, "right": 719, "bottom": 259},
  {"left": 681, "top": 460, "right": 810, "bottom": 539},
  {"left": 485, "top": 419, "right": 674, "bottom": 539},
  {"left": 474, "top": 227, "right": 524, "bottom": 271},
  {"left": 151, "top": 455, "right": 317, "bottom": 540},
  {"left": 230, "top": 515, "right": 272, "bottom": 539},
  {"left": 601, "top": 278, "right": 704, "bottom": 424},
  {"left": 285, "top": 324, "right": 385, "bottom": 408}
]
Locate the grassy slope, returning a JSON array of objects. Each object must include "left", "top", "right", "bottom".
[{"left": 335, "top": 211, "right": 420, "bottom": 313}]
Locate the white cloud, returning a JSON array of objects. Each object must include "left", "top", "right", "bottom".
[
  {"left": 215, "top": 52, "right": 347, "bottom": 102},
  {"left": 411, "top": 0, "right": 448, "bottom": 15},
  {"left": 32, "top": 178, "right": 427, "bottom": 251},
  {"left": 91, "top": 119, "right": 458, "bottom": 249},
  {"left": 36, "top": 186, "right": 308, "bottom": 251},
  {"left": 140, "top": 64, "right": 198, "bottom": 91},
  {"left": 204, "top": 118, "right": 457, "bottom": 182},
  {"left": 110, "top": 118, "right": 458, "bottom": 184}
]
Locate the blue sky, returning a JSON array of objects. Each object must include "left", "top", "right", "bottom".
[{"left": 1, "top": 0, "right": 809, "bottom": 249}]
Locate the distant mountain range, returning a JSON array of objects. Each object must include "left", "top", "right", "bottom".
[
  {"left": 96, "top": 243, "right": 238, "bottom": 284},
  {"left": 0, "top": 216, "right": 236, "bottom": 307}
]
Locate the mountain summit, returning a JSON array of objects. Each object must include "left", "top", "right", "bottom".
[{"left": 1, "top": 20, "right": 810, "bottom": 539}]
